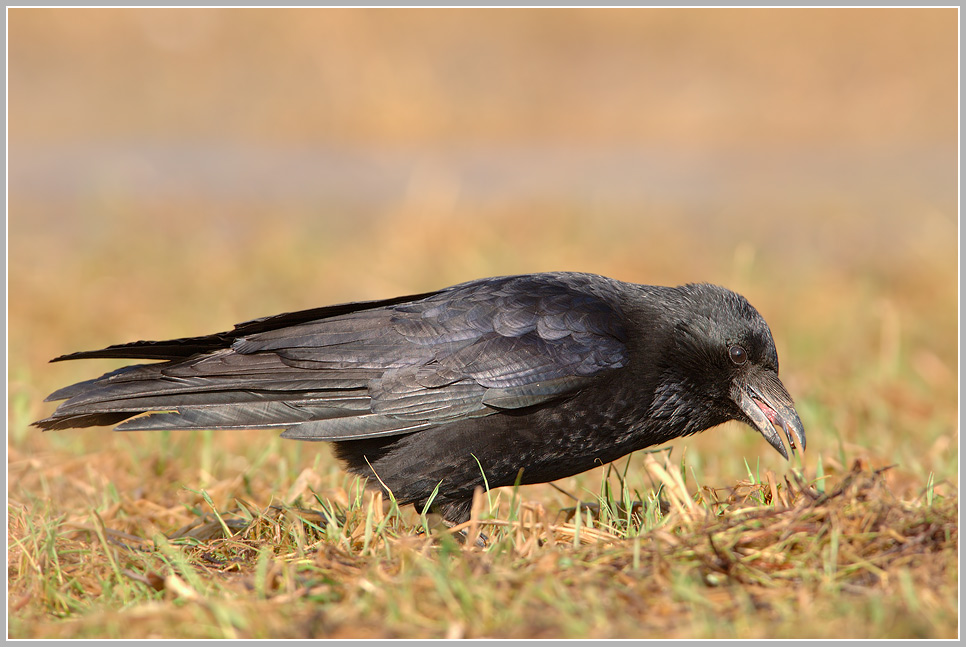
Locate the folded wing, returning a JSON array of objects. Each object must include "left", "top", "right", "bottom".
[{"left": 36, "top": 273, "right": 630, "bottom": 441}]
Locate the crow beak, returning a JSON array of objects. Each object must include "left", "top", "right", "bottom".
[{"left": 732, "top": 369, "right": 806, "bottom": 460}]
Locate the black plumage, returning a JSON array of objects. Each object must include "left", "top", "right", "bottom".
[{"left": 35, "top": 272, "right": 805, "bottom": 525}]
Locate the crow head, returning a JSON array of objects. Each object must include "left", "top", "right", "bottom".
[{"left": 650, "top": 283, "right": 806, "bottom": 459}]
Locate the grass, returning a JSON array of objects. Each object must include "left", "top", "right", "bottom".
[{"left": 7, "top": 440, "right": 957, "bottom": 639}]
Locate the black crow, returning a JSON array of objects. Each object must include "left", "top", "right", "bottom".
[{"left": 35, "top": 272, "right": 805, "bottom": 525}]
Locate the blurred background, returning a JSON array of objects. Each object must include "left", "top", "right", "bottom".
[{"left": 9, "top": 8, "right": 958, "bottom": 496}]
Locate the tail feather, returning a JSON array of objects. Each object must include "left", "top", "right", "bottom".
[{"left": 35, "top": 411, "right": 139, "bottom": 431}]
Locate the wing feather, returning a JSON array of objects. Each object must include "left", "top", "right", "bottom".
[{"left": 36, "top": 273, "right": 631, "bottom": 440}]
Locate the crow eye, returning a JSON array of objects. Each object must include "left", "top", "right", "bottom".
[{"left": 729, "top": 345, "right": 747, "bottom": 366}]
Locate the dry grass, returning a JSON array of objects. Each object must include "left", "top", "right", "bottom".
[{"left": 8, "top": 444, "right": 957, "bottom": 639}]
